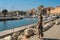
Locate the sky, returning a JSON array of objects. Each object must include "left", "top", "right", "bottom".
[{"left": 0, "top": 0, "right": 60, "bottom": 11}]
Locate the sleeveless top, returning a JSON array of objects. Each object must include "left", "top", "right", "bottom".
[
  {"left": 39, "top": 15, "right": 43, "bottom": 24},
  {"left": 37, "top": 15, "right": 43, "bottom": 29}
]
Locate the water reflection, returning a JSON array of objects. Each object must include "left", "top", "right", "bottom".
[{"left": 3, "top": 21, "right": 7, "bottom": 30}]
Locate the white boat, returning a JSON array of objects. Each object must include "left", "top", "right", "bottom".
[{"left": 32, "top": 15, "right": 38, "bottom": 18}]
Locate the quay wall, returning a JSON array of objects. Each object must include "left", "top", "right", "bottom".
[{"left": 0, "top": 23, "right": 37, "bottom": 38}]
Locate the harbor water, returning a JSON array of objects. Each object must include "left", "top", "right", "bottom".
[{"left": 0, "top": 18, "right": 38, "bottom": 32}]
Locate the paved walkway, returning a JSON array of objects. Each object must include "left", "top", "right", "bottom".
[
  {"left": 20, "top": 24, "right": 60, "bottom": 40},
  {"left": 43, "top": 25, "right": 60, "bottom": 40},
  {"left": 29, "top": 25, "right": 60, "bottom": 40}
]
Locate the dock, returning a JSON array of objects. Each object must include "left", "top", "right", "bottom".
[{"left": 0, "top": 16, "right": 24, "bottom": 21}]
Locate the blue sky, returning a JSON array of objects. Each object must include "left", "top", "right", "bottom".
[{"left": 0, "top": 0, "right": 60, "bottom": 11}]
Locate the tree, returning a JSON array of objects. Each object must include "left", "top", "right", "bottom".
[
  {"left": 38, "top": 5, "right": 44, "bottom": 10},
  {"left": 2, "top": 9, "right": 8, "bottom": 17},
  {"left": 38, "top": 5, "right": 46, "bottom": 15},
  {"left": 46, "top": 7, "right": 51, "bottom": 16}
]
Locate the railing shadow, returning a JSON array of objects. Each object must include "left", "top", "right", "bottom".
[
  {"left": 42, "top": 38, "right": 60, "bottom": 40},
  {"left": 43, "top": 24, "right": 54, "bottom": 32}
]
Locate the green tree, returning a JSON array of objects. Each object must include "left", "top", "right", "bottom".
[
  {"left": 38, "top": 5, "right": 44, "bottom": 10},
  {"left": 2, "top": 9, "right": 8, "bottom": 17},
  {"left": 38, "top": 5, "right": 46, "bottom": 15}
]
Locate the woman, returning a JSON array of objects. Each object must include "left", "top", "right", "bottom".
[{"left": 37, "top": 14, "right": 44, "bottom": 39}]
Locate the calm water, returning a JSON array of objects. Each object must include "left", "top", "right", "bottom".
[{"left": 0, "top": 18, "right": 38, "bottom": 32}]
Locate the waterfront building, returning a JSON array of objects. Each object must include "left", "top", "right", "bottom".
[
  {"left": 26, "top": 10, "right": 33, "bottom": 16},
  {"left": 50, "top": 6, "right": 60, "bottom": 16},
  {"left": 46, "top": 7, "right": 54, "bottom": 16},
  {"left": 45, "top": 6, "right": 60, "bottom": 16},
  {"left": 0, "top": 10, "right": 26, "bottom": 17}
]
